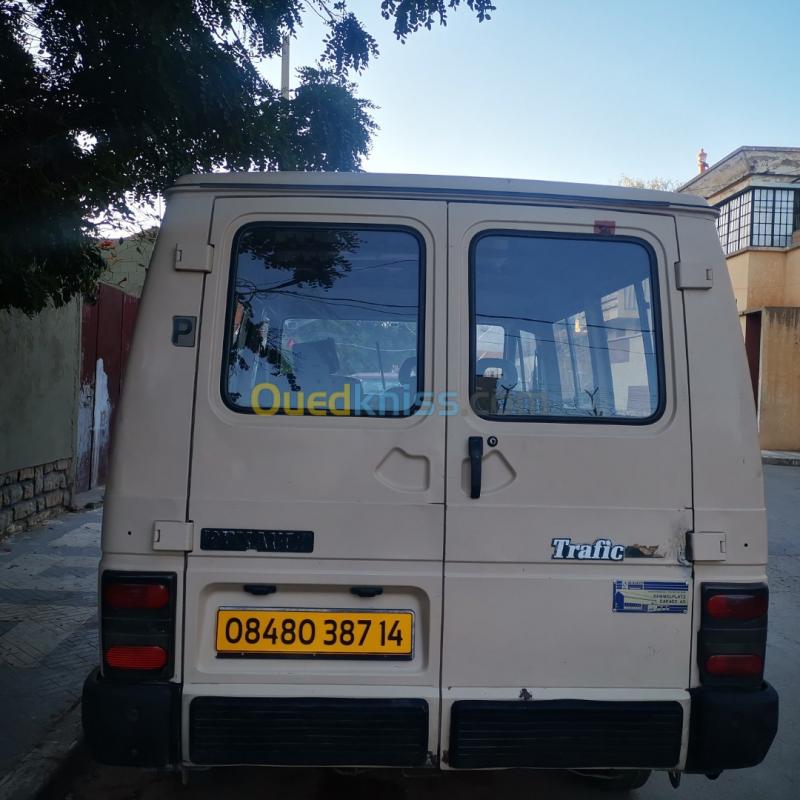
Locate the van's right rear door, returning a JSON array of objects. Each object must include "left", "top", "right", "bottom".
[{"left": 442, "top": 201, "right": 695, "bottom": 769}]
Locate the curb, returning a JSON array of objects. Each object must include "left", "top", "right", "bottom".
[
  {"left": 0, "top": 704, "right": 83, "bottom": 800},
  {"left": 67, "top": 487, "right": 105, "bottom": 513},
  {"left": 763, "top": 455, "right": 800, "bottom": 467}
]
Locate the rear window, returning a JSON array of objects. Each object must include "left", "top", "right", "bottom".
[
  {"left": 224, "top": 224, "right": 423, "bottom": 416},
  {"left": 470, "top": 232, "right": 663, "bottom": 423}
]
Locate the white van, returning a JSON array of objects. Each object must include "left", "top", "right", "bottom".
[{"left": 82, "top": 173, "right": 778, "bottom": 791}]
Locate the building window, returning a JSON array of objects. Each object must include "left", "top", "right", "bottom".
[
  {"left": 795, "top": 193, "right": 800, "bottom": 237},
  {"left": 717, "top": 191, "right": 752, "bottom": 254},
  {"left": 716, "top": 188, "right": 800, "bottom": 254}
]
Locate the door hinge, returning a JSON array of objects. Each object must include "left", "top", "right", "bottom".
[
  {"left": 174, "top": 242, "right": 213, "bottom": 273},
  {"left": 686, "top": 531, "right": 727, "bottom": 562},
  {"left": 153, "top": 520, "right": 194, "bottom": 551},
  {"left": 675, "top": 260, "right": 713, "bottom": 290}
]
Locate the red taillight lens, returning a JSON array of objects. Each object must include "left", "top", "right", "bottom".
[
  {"left": 105, "top": 645, "right": 167, "bottom": 670},
  {"left": 103, "top": 582, "right": 170, "bottom": 610},
  {"left": 101, "top": 572, "right": 176, "bottom": 680},
  {"left": 705, "top": 654, "right": 763, "bottom": 678},
  {"left": 699, "top": 583, "right": 768, "bottom": 688},
  {"left": 707, "top": 593, "right": 768, "bottom": 621}
]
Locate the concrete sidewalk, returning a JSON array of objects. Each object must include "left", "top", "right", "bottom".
[{"left": 0, "top": 507, "right": 101, "bottom": 794}]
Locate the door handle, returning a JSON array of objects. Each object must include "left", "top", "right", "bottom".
[
  {"left": 243, "top": 584, "right": 277, "bottom": 595},
  {"left": 350, "top": 586, "right": 384, "bottom": 598},
  {"left": 468, "top": 436, "right": 483, "bottom": 499}
]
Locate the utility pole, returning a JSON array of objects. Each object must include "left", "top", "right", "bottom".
[{"left": 281, "top": 35, "right": 290, "bottom": 99}]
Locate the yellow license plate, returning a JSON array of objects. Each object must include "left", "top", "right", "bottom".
[{"left": 215, "top": 608, "right": 414, "bottom": 658}]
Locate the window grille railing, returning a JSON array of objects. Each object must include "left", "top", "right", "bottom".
[{"left": 716, "top": 188, "right": 799, "bottom": 254}]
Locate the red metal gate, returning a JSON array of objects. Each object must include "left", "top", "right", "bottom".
[{"left": 76, "top": 284, "right": 139, "bottom": 493}]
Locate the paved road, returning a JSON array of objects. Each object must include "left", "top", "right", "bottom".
[{"left": 39, "top": 466, "right": 800, "bottom": 798}]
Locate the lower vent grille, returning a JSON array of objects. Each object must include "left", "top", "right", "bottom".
[
  {"left": 449, "top": 700, "right": 683, "bottom": 769},
  {"left": 190, "top": 697, "right": 429, "bottom": 766}
]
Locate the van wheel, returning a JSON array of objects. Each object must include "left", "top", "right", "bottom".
[{"left": 571, "top": 769, "right": 651, "bottom": 792}]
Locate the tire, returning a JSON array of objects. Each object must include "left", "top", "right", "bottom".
[{"left": 572, "top": 769, "right": 652, "bottom": 792}]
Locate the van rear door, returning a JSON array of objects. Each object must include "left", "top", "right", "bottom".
[
  {"left": 442, "top": 202, "right": 694, "bottom": 760},
  {"left": 183, "top": 196, "right": 447, "bottom": 765}
]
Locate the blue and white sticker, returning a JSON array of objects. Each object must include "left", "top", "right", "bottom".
[{"left": 612, "top": 580, "right": 689, "bottom": 614}]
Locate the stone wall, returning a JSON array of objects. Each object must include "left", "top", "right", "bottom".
[{"left": 0, "top": 458, "right": 73, "bottom": 538}]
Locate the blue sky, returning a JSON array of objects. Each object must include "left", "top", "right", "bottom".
[{"left": 268, "top": 0, "right": 799, "bottom": 187}]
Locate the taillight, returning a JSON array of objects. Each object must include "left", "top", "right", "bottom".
[
  {"left": 101, "top": 571, "right": 176, "bottom": 680},
  {"left": 705, "top": 654, "right": 763, "bottom": 678},
  {"left": 698, "top": 583, "right": 768, "bottom": 688},
  {"left": 707, "top": 592, "right": 768, "bottom": 621},
  {"left": 106, "top": 645, "right": 168, "bottom": 670},
  {"left": 104, "top": 582, "right": 170, "bottom": 610}
]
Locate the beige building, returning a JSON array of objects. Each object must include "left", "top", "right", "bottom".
[{"left": 681, "top": 147, "right": 800, "bottom": 451}]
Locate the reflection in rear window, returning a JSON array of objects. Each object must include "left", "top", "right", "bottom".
[
  {"left": 224, "top": 225, "right": 422, "bottom": 417},
  {"left": 471, "top": 233, "right": 662, "bottom": 422}
]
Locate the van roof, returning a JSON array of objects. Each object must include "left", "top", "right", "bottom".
[{"left": 172, "top": 171, "right": 712, "bottom": 214}]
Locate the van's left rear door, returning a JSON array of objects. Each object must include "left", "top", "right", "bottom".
[{"left": 183, "top": 195, "right": 447, "bottom": 766}]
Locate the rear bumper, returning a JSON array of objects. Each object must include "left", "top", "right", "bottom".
[
  {"left": 448, "top": 699, "right": 683, "bottom": 769},
  {"left": 190, "top": 696, "right": 430, "bottom": 766},
  {"left": 685, "top": 682, "right": 779, "bottom": 774},
  {"left": 82, "top": 668, "right": 180, "bottom": 767},
  {"left": 81, "top": 671, "right": 778, "bottom": 772}
]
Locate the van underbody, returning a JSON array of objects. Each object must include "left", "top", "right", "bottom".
[
  {"left": 84, "top": 664, "right": 778, "bottom": 775},
  {"left": 82, "top": 173, "right": 779, "bottom": 785}
]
